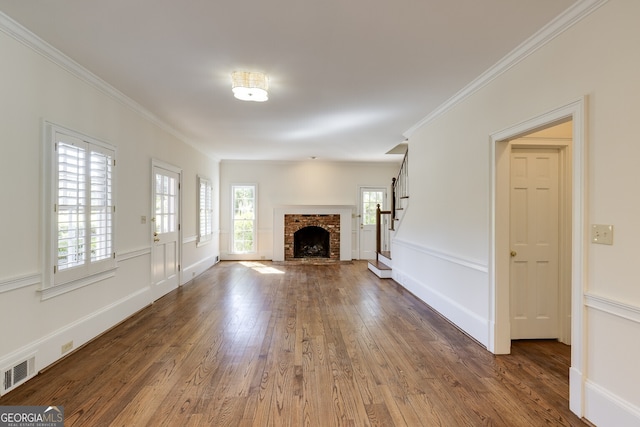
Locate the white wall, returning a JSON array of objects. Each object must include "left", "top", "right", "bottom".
[
  {"left": 0, "top": 20, "right": 220, "bottom": 385},
  {"left": 392, "top": 0, "right": 640, "bottom": 425},
  {"left": 219, "top": 160, "right": 400, "bottom": 260}
]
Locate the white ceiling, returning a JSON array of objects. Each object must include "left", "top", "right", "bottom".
[{"left": 0, "top": 0, "right": 577, "bottom": 162}]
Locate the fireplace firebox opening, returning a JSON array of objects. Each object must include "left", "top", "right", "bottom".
[
  {"left": 283, "top": 213, "right": 340, "bottom": 261},
  {"left": 294, "top": 226, "right": 330, "bottom": 258}
]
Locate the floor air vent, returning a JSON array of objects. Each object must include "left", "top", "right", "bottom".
[{"left": 2, "top": 355, "right": 36, "bottom": 395}]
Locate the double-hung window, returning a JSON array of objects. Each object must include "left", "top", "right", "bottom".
[
  {"left": 44, "top": 122, "right": 116, "bottom": 296},
  {"left": 231, "top": 184, "right": 256, "bottom": 253},
  {"left": 197, "top": 176, "right": 213, "bottom": 246}
]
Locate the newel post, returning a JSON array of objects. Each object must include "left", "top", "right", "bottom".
[
  {"left": 375, "top": 204, "right": 382, "bottom": 261},
  {"left": 391, "top": 177, "right": 397, "bottom": 223}
]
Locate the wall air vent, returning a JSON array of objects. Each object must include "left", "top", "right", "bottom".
[{"left": 1, "top": 354, "right": 36, "bottom": 395}]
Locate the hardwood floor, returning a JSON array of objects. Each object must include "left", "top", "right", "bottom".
[{"left": 0, "top": 261, "right": 587, "bottom": 426}]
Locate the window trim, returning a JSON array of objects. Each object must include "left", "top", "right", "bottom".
[
  {"left": 196, "top": 175, "right": 213, "bottom": 247},
  {"left": 230, "top": 183, "right": 257, "bottom": 254},
  {"left": 41, "top": 121, "right": 116, "bottom": 299}
]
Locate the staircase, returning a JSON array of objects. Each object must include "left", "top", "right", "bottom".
[
  {"left": 367, "top": 251, "right": 393, "bottom": 278},
  {"left": 368, "top": 150, "right": 408, "bottom": 278}
]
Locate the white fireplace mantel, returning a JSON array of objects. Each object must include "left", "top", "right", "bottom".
[{"left": 273, "top": 205, "right": 354, "bottom": 261}]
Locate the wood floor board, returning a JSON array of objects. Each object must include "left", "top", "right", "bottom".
[{"left": 0, "top": 261, "right": 587, "bottom": 426}]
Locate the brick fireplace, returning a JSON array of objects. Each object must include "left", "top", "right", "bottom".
[
  {"left": 273, "top": 205, "right": 354, "bottom": 262},
  {"left": 284, "top": 214, "right": 340, "bottom": 260}
]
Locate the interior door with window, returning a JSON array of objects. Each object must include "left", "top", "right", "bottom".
[
  {"left": 359, "top": 187, "right": 387, "bottom": 260},
  {"left": 152, "top": 163, "right": 181, "bottom": 299}
]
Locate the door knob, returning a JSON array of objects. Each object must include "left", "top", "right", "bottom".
[
  {"left": 154, "top": 237, "right": 160, "bottom": 243},
  {"left": 510, "top": 251, "right": 517, "bottom": 257},
  {"left": 153, "top": 231, "right": 158, "bottom": 237}
]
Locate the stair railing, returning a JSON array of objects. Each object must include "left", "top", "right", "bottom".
[
  {"left": 392, "top": 149, "right": 409, "bottom": 223},
  {"left": 374, "top": 148, "right": 409, "bottom": 262}
]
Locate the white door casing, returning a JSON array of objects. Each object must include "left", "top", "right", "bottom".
[
  {"left": 152, "top": 161, "right": 181, "bottom": 299},
  {"left": 510, "top": 149, "right": 560, "bottom": 339},
  {"left": 490, "top": 97, "right": 585, "bottom": 417}
]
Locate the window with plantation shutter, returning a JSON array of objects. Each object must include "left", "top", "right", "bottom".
[
  {"left": 44, "top": 122, "right": 116, "bottom": 296},
  {"left": 197, "top": 176, "right": 213, "bottom": 245},
  {"left": 57, "top": 141, "right": 86, "bottom": 270},
  {"left": 88, "top": 147, "right": 113, "bottom": 262}
]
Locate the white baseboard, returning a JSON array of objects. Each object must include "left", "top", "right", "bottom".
[
  {"left": 0, "top": 286, "right": 152, "bottom": 394},
  {"left": 182, "top": 255, "right": 218, "bottom": 284},
  {"left": 392, "top": 267, "right": 489, "bottom": 346},
  {"left": 584, "top": 380, "right": 640, "bottom": 427},
  {"left": 569, "top": 366, "right": 584, "bottom": 416}
]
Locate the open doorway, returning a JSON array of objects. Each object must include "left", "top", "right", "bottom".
[{"left": 489, "top": 98, "right": 587, "bottom": 417}]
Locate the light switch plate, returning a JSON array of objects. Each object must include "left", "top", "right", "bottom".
[{"left": 591, "top": 224, "right": 613, "bottom": 245}]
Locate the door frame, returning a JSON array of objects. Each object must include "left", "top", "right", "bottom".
[
  {"left": 357, "top": 186, "right": 389, "bottom": 260},
  {"left": 489, "top": 97, "right": 587, "bottom": 417},
  {"left": 151, "top": 159, "right": 183, "bottom": 298}
]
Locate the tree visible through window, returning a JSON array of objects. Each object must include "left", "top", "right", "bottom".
[
  {"left": 231, "top": 185, "right": 256, "bottom": 253},
  {"left": 362, "top": 190, "right": 385, "bottom": 225},
  {"left": 57, "top": 141, "right": 113, "bottom": 270},
  {"left": 47, "top": 122, "right": 116, "bottom": 290}
]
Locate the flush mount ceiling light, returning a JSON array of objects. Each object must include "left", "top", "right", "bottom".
[{"left": 231, "top": 71, "right": 268, "bottom": 102}]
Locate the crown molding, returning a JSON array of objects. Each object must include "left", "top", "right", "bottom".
[
  {"left": 404, "top": 0, "right": 608, "bottom": 137},
  {"left": 0, "top": 11, "right": 212, "bottom": 156}
]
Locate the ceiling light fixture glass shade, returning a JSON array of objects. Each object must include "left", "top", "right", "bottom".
[{"left": 231, "top": 71, "right": 269, "bottom": 102}]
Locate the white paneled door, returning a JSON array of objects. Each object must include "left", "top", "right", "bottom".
[
  {"left": 359, "top": 187, "right": 387, "bottom": 260},
  {"left": 152, "top": 163, "right": 181, "bottom": 300},
  {"left": 510, "top": 149, "right": 560, "bottom": 339}
]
